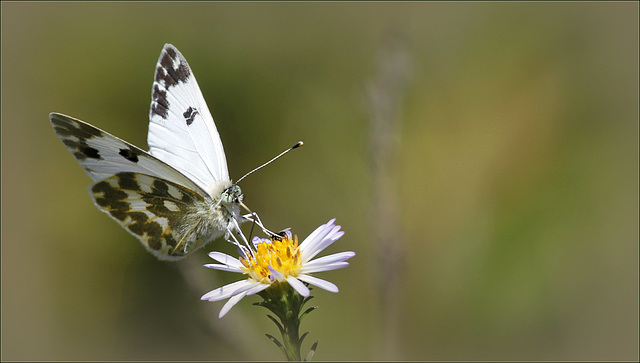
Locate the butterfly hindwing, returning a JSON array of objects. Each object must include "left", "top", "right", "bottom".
[
  {"left": 148, "top": 43, "right": 230, "bottom": 196},
  {"left": 90, "top": 172, "right": 233, "bottom": 260}
]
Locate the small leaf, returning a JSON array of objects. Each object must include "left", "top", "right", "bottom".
[
  {"left": 267, "top": 314, "right": 285, "bottom": 336},
  {"left": 302, "top": 295, "right": 315, "bottom": 306},
  {"left": 265, "top": 334, "right": 287, "bottom": 357},
  {"left": 304, "top": 340, "right": 319, "bottom": 361},
  {"left": 257, "top": 301, "right": 279, "bottom": 315},
  {"left": 299, "top": 306, "right": 318, "bottom": 320},
  {"left": 299, "top": 331, "right": 309, "bottom": 345}
]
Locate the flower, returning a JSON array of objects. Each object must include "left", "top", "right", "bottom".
[{"left": 201, "top": 218, "right": 355, "bottom": 318}]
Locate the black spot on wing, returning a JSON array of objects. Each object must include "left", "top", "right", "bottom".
[
  {"left": 151, "top": 84, "right": 169, "bottom": 119},
  {"left": 92, "top": 179, "right": 130, "bottom": 221},
  {"left": 164, "top": 47, "right": 191, "bottom": 83},
  {"left": 126, "top": 211, "right": 164, "bottom": 250},
  {"left": 151, "top": 179, "right": 169, "bottom": 196},
  {"left": 155, "top": 67, "right": 172, "bottom": 89},
  {"left": 156, "top": 46, "right": 191, "bottom": 88},
  {"left": 79, "top": 146, "right": 101, "bottom": 160},
  {"left": 171, "top": 61, "right": 191, "bottom": 85},
  {"left": 119, "top": 148, "right": 140, "bottom": 163},
  {"left": 51, "top": 116, "right": 106, "bottom": 161},
  {"left": 183, "top": 107, "right": 199, "bottom": 126},
  {"left": 51, "top": 114, "right": 104, "bottom": 139},
  {"left": 64, "top": 137, "right": 101, "bottom": 161},
  {"left": 117, "top": 172, "right": 141, "bottom": 191}
]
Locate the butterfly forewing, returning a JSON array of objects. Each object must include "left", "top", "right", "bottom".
[
  {"left": 50, "top": 112, "right": 207, "bottom": 197},
  {"left": 90, "top": 172, "right": 231, "bottom": 260},
  {"left": 148, "top": 44, "right": 230, "bottom": 197}
]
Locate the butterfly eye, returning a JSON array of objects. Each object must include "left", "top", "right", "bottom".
[{"left": 221, "top": 184, "right": 243, "bottom": 204}]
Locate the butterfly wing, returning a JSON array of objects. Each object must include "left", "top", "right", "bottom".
[
  {"left": 90, "top": 172, "right": 233, "bottom": 260},
  {"left": 50, "top": 112, "right": 211, "bottom": 196},
  {"left": 148, "top": 43, "right": 230, "bottom": 198}
]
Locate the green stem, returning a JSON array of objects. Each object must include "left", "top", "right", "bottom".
[
  {"left": 257, "top": 281, "right": 315, "bottom": 361},
  {"left": 282, "top": 309, "right": 302, "bottom": 360}
]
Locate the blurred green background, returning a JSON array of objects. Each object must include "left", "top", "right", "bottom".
[{"left": 2, "top": 2, "right": 637, "bottom": 361}]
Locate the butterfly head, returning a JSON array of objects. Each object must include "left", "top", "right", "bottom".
[{"left": 221, "top": 184, "right": 244, "bottom": 205}]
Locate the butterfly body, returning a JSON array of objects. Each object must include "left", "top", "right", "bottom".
[{"left": 50, "top": 44, "right": 246, "bottom": 260}]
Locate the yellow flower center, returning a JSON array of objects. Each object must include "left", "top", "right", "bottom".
[{"left": 240, "top": 234, "right": 302, "bottom": 284}]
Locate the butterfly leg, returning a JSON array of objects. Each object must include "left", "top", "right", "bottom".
[
  {"left": 224, "top": 228, "right": 244, "bottom": 250},
  {"left": 236, "top": 200, "right": 278, "bottom": 238},
  {"left": 225, "top": 216, "right": 260, "bottom": 258},
  {"left": 171, "top": 222, "right": 199, "bottom": 256},
  {"left": 242, "top": 212, "right": 278, "bottom": 238},
  {"left": 224, "top": 226, "right": 254, "bottom": 260}
]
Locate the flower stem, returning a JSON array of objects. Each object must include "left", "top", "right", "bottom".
[{"left": 256, "top": 281, "right": 317, "bottom": 361}]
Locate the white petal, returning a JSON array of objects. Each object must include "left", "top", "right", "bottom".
[
  {"left": 301, "top": 251, "right": 354, "bottom": 273},
  {"left": 203, "top": 263, "right": 244, "bottom": 273},
  {"left": 268, "top": 265, "right": 284, "bottom": 281},
  {"left": 307, "top": 251, "right": 355, "bottom": 265},
  {"left": 300, "top": 225, "right": 344, "bottom": 262},
  {"left": 301, "top": 229, "right": 344, "bottom": 263},
  {"left": 208, "top": 252, "right": 244, "bottom": 268},
  {"left": 245, "top": 283, "right": 270, "bottom": 296},
  {"left": 201, "top": 280, "right": 252, "bottom": 301},
  {"left": 297, "top": 274, "right": 339, "bottom": 293},
  {"left": 299, "top": 219, "right": 336, "bottom": 250},
  {"left": 286, "top": 276, "right": 310, "bottom": 297},
  {"left": 300, "top": 261, "right": 350, "bottom": 273},
  {"left": 219, "top": 291, "right": 247, "bottom": 318}
]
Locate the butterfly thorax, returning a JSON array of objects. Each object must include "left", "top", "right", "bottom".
[
  {"left": 199, "top": 180, "right": 244, "bottom": 234},
  {"left": 197, "top": 191, "right": 242, "bottom": 235},
  {"left": 157, "top": 181, "right": 243, "bottom": 259}
]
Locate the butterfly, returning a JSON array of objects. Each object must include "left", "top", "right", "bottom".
[{"left": 51, "top": 44, "right": 274, "bottom": 260}]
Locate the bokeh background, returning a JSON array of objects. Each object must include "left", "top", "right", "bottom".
[{"left": 2, "top": 2, "right": 637, "bottom": 361}]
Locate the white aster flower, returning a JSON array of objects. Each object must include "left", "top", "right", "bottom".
[{"left": 201, "top": 218, "right": 355, "bottom": 318}]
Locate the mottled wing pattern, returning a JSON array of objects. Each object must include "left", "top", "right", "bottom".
[
  {"left": 90, "top": 172, "right": 230, "bottom": 260},
  {"left": 148, "top": 43, "right": 230, "bottom": 196},
  {"left": 50, "top": 112, "right": 207, "bottom": 197}
]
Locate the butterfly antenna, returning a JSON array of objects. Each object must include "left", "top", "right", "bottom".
[{"left": 235, "top": 141, "right": 303, "bottom": 184}]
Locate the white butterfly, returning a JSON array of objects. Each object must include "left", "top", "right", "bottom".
[{"left": 51, "top": 44, "right": 275, "bottom": 260}]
